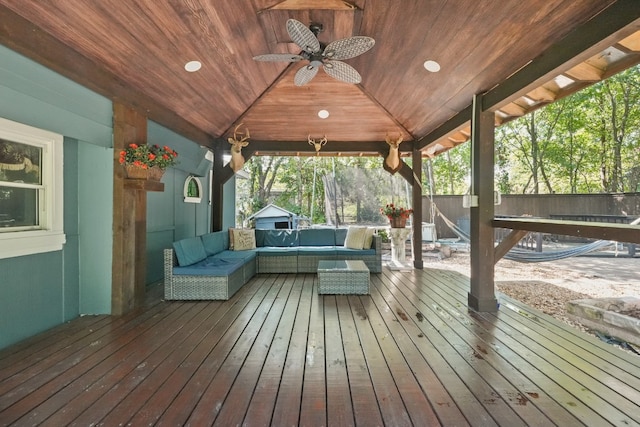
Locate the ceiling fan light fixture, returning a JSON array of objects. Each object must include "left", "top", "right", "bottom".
[
  {"left": 254, "top": 19, "right": 374, "bottom": 86},
  {"left": 184, "top": 60, "right": 202, "bottom": 72},
  {"left": 423, "top": 60, "right": 441, "bottom": 73},
  {"left": 318, "top": 109, "right": 330, "bottom": 119}
]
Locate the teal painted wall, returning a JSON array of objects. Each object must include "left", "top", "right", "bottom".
[
  {"left": 0, "top": 44, "right": 113, "bottom": 349},
  {"left": 146, "top": 122, "right": 214, "bottom": 283},
  {"left": 0, "top": 252, "right": 64, "bottom": 347},
  {"left": 63, "top": 138, "right": 81, "bottom": 319},
  {"left": 79, "top": 143, "right": 113, "bottom": 314},
  {"left": 0, "top": 44, "right": 228, "bottom": 349}
]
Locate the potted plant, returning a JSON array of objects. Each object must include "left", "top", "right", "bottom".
[
  {"left": 148, "top": 144, "right": 179, "bottom": 180},
  {"left": 118, "top": 143, "right": 178, "bottom": 180},
  {"left": 380, "top": 203, "right": 413, "bottom": 228}
]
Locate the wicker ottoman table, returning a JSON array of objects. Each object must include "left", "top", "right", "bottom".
[{"left": 317, "top": 260, "right": 370, "bottom": 295}]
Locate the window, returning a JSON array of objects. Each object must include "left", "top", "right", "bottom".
[
  {"left": 183, "top": 176, "right": 202, "bottom": 203},
  {"left": 0, "top": 117, "right": 65, "bottom": 259}
]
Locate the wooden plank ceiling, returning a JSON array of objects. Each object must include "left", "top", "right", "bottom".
[{"left": 0, "top": 0, "right": 638, "bottom": 157}]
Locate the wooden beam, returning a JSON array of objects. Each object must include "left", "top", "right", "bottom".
[
  {"left": 492, "top": 218, "right": 640, "bottom": 244},
  {"left": 211, "top": 139, "right": 224, "bottom": 231},
  {"left": 112, "top": 103, "right": 149, "bottom": 316},
  {"left": 412, "top": 148, "right": 423, "bottom": 269},
  {"left": 494, "top": 229, "right": 529, "bottom": 262},
  {"left": 0, "top": 4, "right": 211, "bottom": 147},
  {"left": 416, "top": 105, "right": 473, "bottom": 150},
  {"left": 245, "top": 140, "right": 413, "bottom": 155},
  {"left": 482, "top": 0, "right": 640, "bottom": 111}
]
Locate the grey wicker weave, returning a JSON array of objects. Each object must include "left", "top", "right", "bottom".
[
  {"left": 257, "top": 255, "right": 298, "bottom": 273},
  {"left": 317, "top": 260, "right": 370, "bottom": 295},
  {"left": 164, "top": 249, "right": 250, "bottom": 300}
]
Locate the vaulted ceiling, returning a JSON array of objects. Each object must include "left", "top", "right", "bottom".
[{"left": 0, "top": 1, "right": 639, "bottom": 158}]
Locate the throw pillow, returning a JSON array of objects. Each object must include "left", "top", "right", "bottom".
[
  {"left": 344, "top": 226, "right": 367, "bottom": 250},
  {"left": 232, "top": 228, "right": 256, "bottom": 251},
  {"left": 363, "top": 227, "right": 375, "bottom": 249},
  {"left": 228, "top": 227, "right": 236, "bottom": 250}
]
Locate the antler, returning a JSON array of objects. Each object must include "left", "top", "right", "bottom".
[
  {"left": 308, "top": 135, "right": 328, "bottom": 152},
  {"left": 230, "top": 123, "right": 250, "bottom": 143}
]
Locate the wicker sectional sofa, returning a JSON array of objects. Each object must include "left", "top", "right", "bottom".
[{"left": 164, "top": 228, "right": 381, "bottom": 300}]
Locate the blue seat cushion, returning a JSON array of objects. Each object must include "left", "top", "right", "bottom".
[
  {"left": 263, "top": 230, "right": 299, "bottom": 247},
  {"left": 173, "top": 257, "right": 243, "bottom": 275},
  {"left": 334, "top": 247, "right": 376, "bottom": 256},
  {"left": 296, "top": 246, "right": 337, "bottom": 256},
  {"left": 254, "top": 229, "right": 267, "bottom": 247},
  {"left": 173, "top": 236, "right": 207, "bottom": 266},
  {"left": 299, "top": 229, "right": 336, "bottom": 246},
  {"left": 213, "top": 249, "right": 257, "bottom": 262},
  {"left": 335, "top": 228, "right": 348, "bottom": 246},
  {"left": 201, "top": 231, "right": 229, "bottom": 256},
  {"left": 256, "top": 247, "right": 298, "bottom": 256}
]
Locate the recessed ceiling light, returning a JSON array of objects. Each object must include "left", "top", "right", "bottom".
[
  {"left": 185, "top": 61, "right": 202, "bottom": 72},
  {"left": 423, "top": 60, "right": 441, "bottom": 73},
  {"left": 318, "top": 109, "right": 330, "bottom": 119}
]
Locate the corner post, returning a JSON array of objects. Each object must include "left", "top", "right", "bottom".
[
  {"left": 211, "top": 138, "right": 224, "bottom": 231},
  {"left": 468, "top": 93, "right": 498, "bottom": 312},
  {"left": 412, "top": 147, "right": 423, "bottom": 269}
]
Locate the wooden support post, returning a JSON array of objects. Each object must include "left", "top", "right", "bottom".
[
  {"left": 412, "top": 148, "right": 423, "bottom": 269},
  {"left": 468, "top": 93, "right": 498, "bottom": 312},
  {"left": 112, "top": 103, "right": 153, "bottom": 315},
  {"left": 211, "top": 138, "right": 224, "bottom": 231}
]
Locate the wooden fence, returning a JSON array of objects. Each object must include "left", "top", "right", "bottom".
[{"left": 422, "top": 193, "right": 640, "bottom": 242}]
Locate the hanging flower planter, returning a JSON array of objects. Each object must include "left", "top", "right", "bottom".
[
  {"left": 148, "top": 166, "right": 165, "bottom": 181},
  {"left": 119, "top": 143, "right": 178, "bottom": 181},
  {"left": 124, "top": 164, "right": 149, "bottom": 180}
]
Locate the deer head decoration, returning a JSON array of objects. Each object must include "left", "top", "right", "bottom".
[
  {"left": 384, "top": 133, "right": 403, "bottom": 172},
  {"left": 228, "top": 124, "right": 250, "bottom": 172},
  {"left": 308, "top": 135, "right": 328, "bottom": 154}
]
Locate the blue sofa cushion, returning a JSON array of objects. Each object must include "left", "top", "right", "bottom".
[
  {"left": 254, "top": 229, "right": 267, "bottom": 247},
  {"left": 173, "top": 256, "right": 243, "bottom": 275},
  {"left": 334, "top": 247, "right": 376, "bottom": 256},
  {"left": 173, "top": 236, "right": 207, "bottom": 266},
  {"left": 335, "top": 228, "right": 348, "bottom": 246},
  {"left": 256, "top": 246, "right": 298, "bottom": 256},
  {"left": 299, "top": 229, "right": 336, "bottom": 246},
  {"left": 201, "top": 231, "right": 229, "bottom": 256},
  {"left": 296, "top": 246, "right": 337, "bottom": 256},
  {"left": 213, "top": 249, "right": 257, "bottom": 262},
  {"left": 263, "top": 230, "right": 299, "bottom": 247}
]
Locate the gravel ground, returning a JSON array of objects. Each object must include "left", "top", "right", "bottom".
[{"left": 415, "top": 246, "right": 640, "bottom": 355}]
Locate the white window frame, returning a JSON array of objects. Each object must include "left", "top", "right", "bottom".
[
  {"left": 0, "top": 117, "right": 65, "bottom": 259},
  {"left": 183, "top": 176, "right": 203, "bottom": 203}
]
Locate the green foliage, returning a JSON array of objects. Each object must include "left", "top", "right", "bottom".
[{"left": 424, "top": 65, "right": 640, "bottom": 196}]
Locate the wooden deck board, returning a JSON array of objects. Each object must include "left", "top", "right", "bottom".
[
  {"left": 1, "top": 266, "right": 639, "bottom": 426},
  {"left": 408, "top": 267, "right": 640, "bottom": 426}
]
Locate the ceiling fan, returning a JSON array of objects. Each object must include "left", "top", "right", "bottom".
[{"left": 253, "top": 19, "right": 375, "bottom": 86}]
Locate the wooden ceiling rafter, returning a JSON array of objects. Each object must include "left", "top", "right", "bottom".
[{"left": 419, "top": 19, "right": 640, "bottom": 158}]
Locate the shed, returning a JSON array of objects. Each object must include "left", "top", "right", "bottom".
[{"left": 247, "top": 204, "right": 302, "bottom": 230}]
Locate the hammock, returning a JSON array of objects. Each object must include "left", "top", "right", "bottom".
[{"left": 434, "top": 204, "right": 622, "bottom": 263}]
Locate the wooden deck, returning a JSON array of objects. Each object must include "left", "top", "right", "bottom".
[{"left": 1, "top": 267, "right": 639, "bottom": 426}]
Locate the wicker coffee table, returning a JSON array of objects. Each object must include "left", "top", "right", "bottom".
[{"left": 317, "top": 260, "right": 370, "bottom": 294}]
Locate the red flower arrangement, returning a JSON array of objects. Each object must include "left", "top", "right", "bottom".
[
  {"left": 380, "top": 203, "right": 413, "bottom": 219},
  {"left": 119, "top": 143, "right": 178, "bottom": 170}
]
